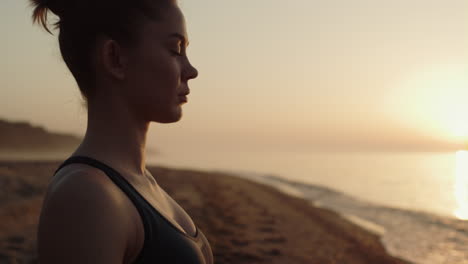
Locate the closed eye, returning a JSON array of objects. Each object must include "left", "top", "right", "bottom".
[
  {"left": 171, "top": 44, "right": 186, "bottom": 57},
  {"left": 171, "top": 50, "right": 182, "bottom": 56},
  {"left": 167, "top": 32, "right": 189, "bottom": 57},
  {"left": 170, "top": 42, "right": 183, "bottom": 56}
]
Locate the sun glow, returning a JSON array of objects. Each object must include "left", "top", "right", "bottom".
[
  {"left": 388, "top": 66, "right": 468, "bottom": 142},
  {"left": 454, "top": 150, "right": 468, "bottom": 220},
  {"left": 417, "top": 68, "right": 468, "bottom": 141}
]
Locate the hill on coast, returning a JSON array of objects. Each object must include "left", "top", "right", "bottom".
[{"left": 0, "top": 119, "right": 81, "bottom": 152}]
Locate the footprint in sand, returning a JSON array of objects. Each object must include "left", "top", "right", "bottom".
[
  {"left": 225, "top": 202, "right": 238, "bottom": 210},
  {"left": 235, "top": 223, "right": 247, "bottom": 228},
  {"left": 258, "top": 226, "right": 275, "bottom": 233},
  {"left": 6, "top": 245, "right": 22, "bottom": 251},
  {"left": 231, "top": 251, "right": 262, "bottom": 261},
  {"left": 261, "top": 248, "right": 282, "bottom": 256},
  {"left": 259, "top": 217, "right": 276, "bottom": 225},
  {"left": 263, "top": 236, "right": 287, "bottom": 243},
  {"left": 223, "top": 214, "right": 237, "bottom": 222},
  {"left": 7, "top": 236, "right": 25, "bottom": 244},
  {"left": 230, "top": 238, "right": 250, "bottom": 246},
  {"left": 5, "top": 236, "right": 25, "bottom": 252},
  {"left": 216, "top": 227, "right": 234, "bottom": 236}
]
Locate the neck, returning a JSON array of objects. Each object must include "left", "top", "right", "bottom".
[{"left": 73, "top": 93, "right": 150, "bottom": 176}]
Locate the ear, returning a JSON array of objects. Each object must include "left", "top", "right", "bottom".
[{"left": 98, "top": 37, "right": 128, "bottom": 80}]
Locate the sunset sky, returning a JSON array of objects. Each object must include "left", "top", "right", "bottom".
[{"left": 2, "top": 0, "right": 468, "bottom": 154}]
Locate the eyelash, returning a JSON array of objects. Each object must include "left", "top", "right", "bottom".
[{"left": 171, "top": 42, "right": 184, "bottom": 56}]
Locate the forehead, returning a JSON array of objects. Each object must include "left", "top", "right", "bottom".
[{"left": 141, "top": 6, "right": 188, "bottom": 41}]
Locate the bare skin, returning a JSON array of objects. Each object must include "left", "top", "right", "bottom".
[{"left": 37, "top": 4, "right": 198, "bottom": 264}]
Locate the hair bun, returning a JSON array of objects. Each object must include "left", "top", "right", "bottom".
[
  {"left": 35, "top": 0, "right": 66, "bottom": 17},
  {"left": 46, "top": 0, "right": 66, "bottom": 18},
  {"left": 30, "top": 0, "right": 67, "bottom": 33}
]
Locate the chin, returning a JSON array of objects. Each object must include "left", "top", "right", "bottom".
[
  {"left": 152, "top": 108, "right": 183, "bottom": 124},
  {"left": 156, "top": 117, "right": 182, "bottom": 124}
]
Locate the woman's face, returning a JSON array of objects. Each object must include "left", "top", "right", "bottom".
[{"left": 123, "top": 5, "right": 198, "bottom": 123}]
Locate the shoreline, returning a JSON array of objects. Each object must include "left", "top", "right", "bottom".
[
  {"left": 233, "top": 172, "right": 468, "bottom": 263},
  {"left": 1, "top": 160, "right": 410, "bottom": 263}
]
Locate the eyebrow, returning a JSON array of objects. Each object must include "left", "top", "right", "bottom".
[{"left": 168, "top": 33, "right": 189, "bottom": 46}]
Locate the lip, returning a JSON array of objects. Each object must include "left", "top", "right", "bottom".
[{"left": 179, "top": 96, "right": 188, "bottom": 103}]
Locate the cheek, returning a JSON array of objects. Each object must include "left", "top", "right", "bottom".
[
  {"left": 130, "top": 53, "right": 180, "bottom": 95},
  {"left": 153, "top": 59, "right": 181, "bottom": 90},
  {"left": 125, "top": 52, "right": 182, "bottom": 119}
]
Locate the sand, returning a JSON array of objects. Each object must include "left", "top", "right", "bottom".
[{"left": 0, "top": 160, "right": 410, "bottom": 264}]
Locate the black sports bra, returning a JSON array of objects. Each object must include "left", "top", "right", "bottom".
[{"left": 54, "top": 156, "right": 214, "bottom": 264}]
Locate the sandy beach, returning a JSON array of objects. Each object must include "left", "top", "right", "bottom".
[{"left": 0, "top": 160, "right": 409, "bottom": 264}]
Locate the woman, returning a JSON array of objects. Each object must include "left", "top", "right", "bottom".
[{"left": 30, "top": 0, "right": 213, "bottom": 263}]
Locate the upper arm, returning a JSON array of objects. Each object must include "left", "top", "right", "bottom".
[{"left": 37, "top": 170, "right": 132, "bottom": 264}]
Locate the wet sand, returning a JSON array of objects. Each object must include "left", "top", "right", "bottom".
[{"left": 0, "top": 160, "right": 410, "bottom": 263}]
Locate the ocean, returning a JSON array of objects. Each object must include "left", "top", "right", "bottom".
[{"left": 148, "top": 150, "right": 468, "bottom": 263}]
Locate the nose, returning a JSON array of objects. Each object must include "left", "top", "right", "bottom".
[{"left": 183, "top": 59, "right": 198, "bottom": 81}]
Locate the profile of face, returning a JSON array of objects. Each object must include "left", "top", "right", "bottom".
[{"left": 113, "top": 5, "right": 198, "bottom": 124}]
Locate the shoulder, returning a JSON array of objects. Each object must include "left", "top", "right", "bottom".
[
  {"left": 37, "top": 165, "right": 136, "bottom": 263},
  {"left": 45, "top": 165, "right": 125, "bottom": 208},
  {"left": 42, "top": 165, "right": 130, "bottom": 224}
]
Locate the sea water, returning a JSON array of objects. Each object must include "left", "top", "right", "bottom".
[
  {"left": 147, "top": 150, "right": 468, "bottom": 263},
  {"left": 148, "top": 150, "right": 462, "bottom": 218}
]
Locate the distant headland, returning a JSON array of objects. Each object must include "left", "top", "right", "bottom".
[
  {"left": 0, "top": 119, "right": 160, "bottom": 160},
  {"left": 0, "top": 119, "right": 81, "bottom": 153}
]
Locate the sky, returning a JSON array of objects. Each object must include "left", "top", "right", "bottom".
[{"left": 1, "top": 0, "right": 468, "bottom": 154}]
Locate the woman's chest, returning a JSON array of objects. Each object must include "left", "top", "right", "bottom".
[
  {"left": 125, "top": 176, "right": 212, "bottom": 264},
  {"left": 135, "top": 182, "right": 197, "bottom": 236}
]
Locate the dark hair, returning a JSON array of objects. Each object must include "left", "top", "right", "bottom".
[{"left": 30, "top": 0, "right": 176, "bottom": 99}]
